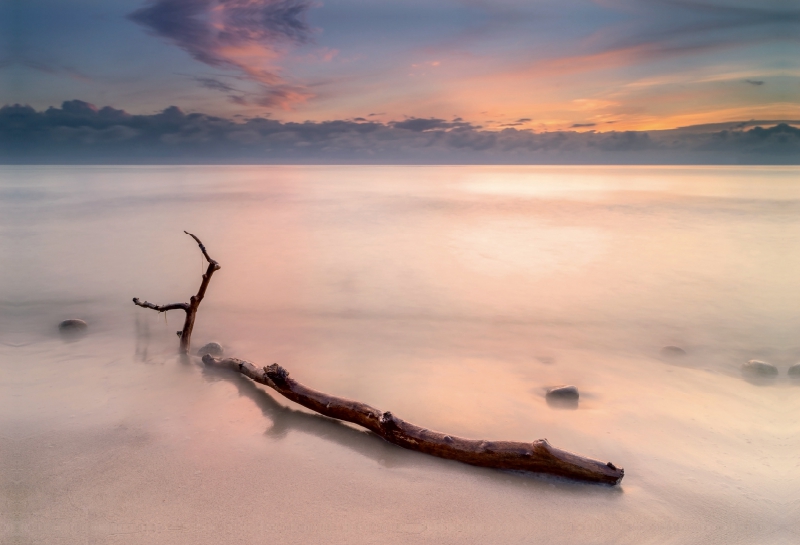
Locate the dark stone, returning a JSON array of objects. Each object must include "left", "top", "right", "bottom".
[
  {"left": 196, "top": 342, "right": 223, "bottom": 357},
  {"left": 59, "top": 319, "right": 87, "bottom": 332},
  {"left": 788, "top": 363, "right": 800, "bottom": 378},
  {"left": 661, "top": 346, "right": 687, "bottom": 357},
  {"left": 742, "top": 360, "right": 778, "bottom": 377},
  {"left": 546, "top": 385, "right": 579, "bottom": 399},
  {"left": 58, "top": 319, "right": 88, "bottom": 341},
  {"left": 546, "top": 385, "right": 579, "bottom": 409}
]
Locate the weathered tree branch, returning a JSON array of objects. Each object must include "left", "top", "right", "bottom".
[
  {"left": 132, "top": 231, "right": 221, "bottom": 354},
  {"left": 202, "top": 355, "right": 625, "bottom": 485}
]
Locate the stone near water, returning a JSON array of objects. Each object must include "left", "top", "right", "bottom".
[
  {"left": 661, "top": 346, "right": 686, "bottom": 357},
  {"left": 197, "top": 342, "right": 224, "bottom": 357},
  {"left": 788, "top": 363, "right": 800, "bottom": 378},
  {"left": 741, "top": 360, "right": 778, "bottom": 377},
  {"left": 545, "top": 385, "right": 579, "bottom": 409},
  {"left": 546, "top": 385, "right": 579, "bottom": 400},
  {"left": 58, "top": 318, "right": 88, "bottom": 341},
  {"left": 59, "top": 318, "right": 87, "bottom": 332}
]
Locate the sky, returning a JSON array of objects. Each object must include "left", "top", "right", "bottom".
[{"left": 2, "top": 0, "right": 799, "bottom": 162}]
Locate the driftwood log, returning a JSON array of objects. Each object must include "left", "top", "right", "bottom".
[
  {"left": 134, "top": 232, "right": 624, "bottom": 485},
  {"left": 203, "top": 356, "right": 624, "bottom": 485},
  {"left": 133, "top": 231, "right": 220, "bottom": 354}
]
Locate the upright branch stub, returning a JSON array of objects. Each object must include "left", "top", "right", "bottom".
[{"left": 132, "top": 232, "right": 221, "bottom": 354}]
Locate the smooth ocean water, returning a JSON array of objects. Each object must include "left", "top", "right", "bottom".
[{"left": 1, "top": 165, "right": 799, "bottom": 544}]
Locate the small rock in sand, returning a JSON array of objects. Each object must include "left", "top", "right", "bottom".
[
  {"left": 742, "top": 360, "right": 778, "bottom": 377},
  {"left": 59, "top": 319, "right": 87, "bottom": 331},
  {"left": 58, "top": 319, "right": 88, "bottom": 340},
  {"left": 660, "top": 346, "right": 687, "bottom": 357},
  {"left": 197, "top": 342, "right": 224, "bottom": 357},
  {"left": 546, "top": 385, "right": 579, "bottom": 409},
  {"left": 788, "top": 363, "right": 800, "bottom": 378},
  {"left": 546, "top": 385, "right": 579, "bottom": 400}
]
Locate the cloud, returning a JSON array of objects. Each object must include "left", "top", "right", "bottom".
[
  {"left": 2, "top": 100, "right": 798, "bottom": 164},
  {"left": 13, "top": 60, "right": 92, "bottom": 81},
  {"left": 532, "top": 0, "right": 800, "bottom": 76},
  {"left": 745, "top": 79, "right": 765, "bottom": 86},
  {"left": 129, "top": 0, "right": 315, "bottom": 108},
  {"left": 571, "top": 123, "right": 597, "bottom": 128},
  {"left": 193, "top": 77, "right": 239, "bottom": 93},
  {"left": 390, "top": 117, "right": 475, "bottom": 132}
]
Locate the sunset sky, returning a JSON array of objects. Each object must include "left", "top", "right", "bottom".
[
  {"left": 4, "top": 0, "right": 798, "bottom": 131},
  {"left": 1, "top": 0, "right": 799, "bottom": 163}
]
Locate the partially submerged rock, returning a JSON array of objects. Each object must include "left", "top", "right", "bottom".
[
  {"left": 546, "top": 385, "right": 579, "bottom": 409},
  {"left": 59, "top": 318, "right": 87, "bottom": 331},
  {"left": 197, "top": 342, "right": 224, "bottom": 357},
  {"left": 58, "top": 319, "right": 87, "bottom": 340},
  {"left": 788, "top": 363, "right": 800, "bottom": 379},
  {"left": 660, "top": 346, "right": 687, "bottom": 357},
  {"left": 547, "top": 385, "right": 579, "bottom": 399},
  {"left": 742, "top": 360, "right": 778, "bottom": 378}
]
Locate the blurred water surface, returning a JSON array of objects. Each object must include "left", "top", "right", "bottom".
[{"left": 1, "top": 166, "right": 799, "bottom": 544}]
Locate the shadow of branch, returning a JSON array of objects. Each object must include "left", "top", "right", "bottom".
[{"left": 200, "top": 363, "right": 411, "bottom": 468}]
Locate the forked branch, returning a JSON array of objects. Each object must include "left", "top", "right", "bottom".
[
  {"left": 203, "top": 355, "right": 625, "bottom": 485},
  {"left": 132, "top": 231, "right": 221, "bottom": 354}
]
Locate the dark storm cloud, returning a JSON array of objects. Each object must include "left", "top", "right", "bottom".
[
  {"left": 129, "top": 0, "right": 315, "bottom": 106},
  {"left": 2, "top": 100, "right": 798, "bottom": 164}
]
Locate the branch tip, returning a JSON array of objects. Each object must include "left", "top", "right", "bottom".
[{"left": 184, "top": 230, "right": 217, "bottom": 266}]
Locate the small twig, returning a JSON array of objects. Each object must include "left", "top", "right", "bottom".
[
  {"left": 132, "top": 232, "right": 221, "bottom": 354},
  {"left": 184, "top": 230, "right": 219, "bottom": 267},
  {"left": 132, "top": 299, "right": 189, "bottom": 312}
]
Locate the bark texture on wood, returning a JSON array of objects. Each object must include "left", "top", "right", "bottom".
[
  {"left": 203, "top": 355, "right": 624, "bottom": 485},
  {"left": 133, "top": 231, "right": 220, "bottom": 354}
]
